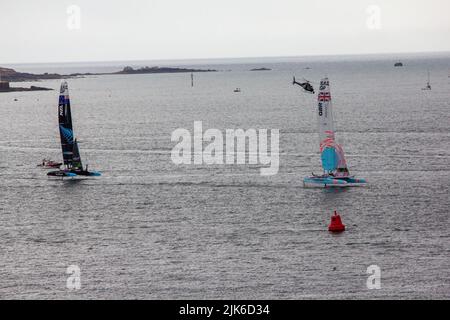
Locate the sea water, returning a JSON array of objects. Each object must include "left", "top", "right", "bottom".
[{"left": 0, "top": 53, "right": 449, "bottom": 299}]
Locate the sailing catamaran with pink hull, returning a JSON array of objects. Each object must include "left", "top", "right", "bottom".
[{"left": 303, "top": 78, "right": 367, "bottom": 188}]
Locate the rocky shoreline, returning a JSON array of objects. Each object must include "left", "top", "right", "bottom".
[
  {"left": 115, "top": 66, "right": 216, "bottom": 75},
  {"left": 0, "top": 85, "right": 53, "bottom": 92},
  {"left": 0, "top": 65, "right": 217, "bottom": 83},
  {"left": 250, "top": 67, "right": 271, "bottom": 71}
]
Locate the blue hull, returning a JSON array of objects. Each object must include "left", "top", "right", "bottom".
[
  {"left": 303, "top": 176, "right": 367, "bottom": 188},
  {"left": 47, "top": 170, "right": 101, "bottom": 178}
]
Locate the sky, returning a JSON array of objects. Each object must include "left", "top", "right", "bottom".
[{"left": 1, "top": 0, "right": 450, "bottom": 63}]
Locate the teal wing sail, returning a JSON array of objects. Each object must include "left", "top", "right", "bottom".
[{"left": 321, "top": 147, "right": 338, "bottom": 171}]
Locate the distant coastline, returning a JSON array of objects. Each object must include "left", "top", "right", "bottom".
[
  {"left": 0, "top": 65, "right": 217, "bottom": 83},
  {"left": 115, "top": 66, "right": 216, "bottom": 75},
  {"left": 250, "top": 67, "right": 271, "bottom": 71},
  {"left": 0, "top": 84, "right": 53, "bottom": 92}
]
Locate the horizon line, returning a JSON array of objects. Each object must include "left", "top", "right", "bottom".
[{"left": 2, "top": 50, "right": 450, "bottom": 66}]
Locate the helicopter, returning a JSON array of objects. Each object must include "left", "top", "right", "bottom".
[{"left": 293, "top": 76, "right": 315, "bottom": 94}]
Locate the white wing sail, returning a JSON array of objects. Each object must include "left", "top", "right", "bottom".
[{"left": 317, "top": 78, "right": 337, "bottom": 172}]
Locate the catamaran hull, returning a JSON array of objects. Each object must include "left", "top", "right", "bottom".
[
  {"left": 47, "top": 170, "right": 101, "bottom": 178},
  {"left": 71, "top": 170, "right": 101, "bottom": 177},
  {"left": 303, "top": 176, "right": 367, "bottom": 188}
]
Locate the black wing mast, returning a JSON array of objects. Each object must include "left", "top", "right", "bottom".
[{"left": 58, "top": 81, "right": 83, "bottom": 170}]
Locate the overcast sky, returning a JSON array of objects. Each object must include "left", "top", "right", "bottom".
[{"left": 1, "top": 0, "right": 449, "bottom": 63}]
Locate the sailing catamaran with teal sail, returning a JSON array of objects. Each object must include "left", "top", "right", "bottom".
[
  {"left": 48, "top": 81, "right": 101, "bottom": 178},
  {"left": 303, "top": 78, "right": 366, "bottom": 188}
]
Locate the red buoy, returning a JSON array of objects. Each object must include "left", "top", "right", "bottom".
[{"left": 328, "top": 210, "right": 345, "bottom": 232}]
